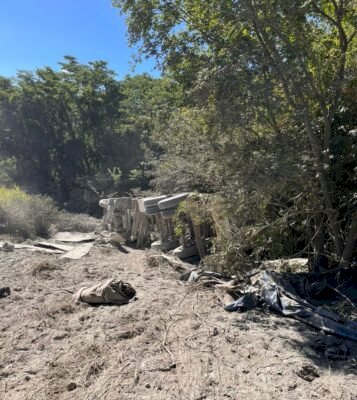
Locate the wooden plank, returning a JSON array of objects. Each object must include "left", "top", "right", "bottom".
[
  {"left": 53, "top": 232, "right": 95, "bottom": 243},
  {"left": 60, "top": 242, "right": 93, "bottom": 260},
  {"left": 33, "top": 241, "right": 74, "bottom": 252},
  {"left": 0, "top": 242, "right": 64, "bottom": 254}
]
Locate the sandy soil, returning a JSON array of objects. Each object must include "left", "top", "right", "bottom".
[{"left": 0, "top": 239, "right": 356, "bottom": 400}]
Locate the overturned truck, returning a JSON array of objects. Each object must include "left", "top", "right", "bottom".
[{"left": 99, "top": 193, "right": 229, "bottom": 259}]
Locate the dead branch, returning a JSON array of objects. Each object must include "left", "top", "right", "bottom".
[{"left": 147, "top": 253, "right": 192, "bottom": 273}]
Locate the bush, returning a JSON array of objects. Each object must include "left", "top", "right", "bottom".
[
  {"left": 52, "top": 211, "right": 101, "bottom": 233},
  {"left": 0, "top": 187, "right": 58, "bottom": 238}
]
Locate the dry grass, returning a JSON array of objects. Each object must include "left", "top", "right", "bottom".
[
  {"left": 28, "top": 259, "right": 62, "bottom": 279},
  {"left": 52, "top": 211, "right": 101, "bottom": 234},
  {"left": 1, "top": 245, "right": 356, "bottom": 400},
  {"left": 0, "top": 187, "right": 58, "bottom": 238}
]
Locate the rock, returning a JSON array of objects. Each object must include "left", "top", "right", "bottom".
[
  {"left": 133, "top": 372, "right": 139, "bottom": 385},
  {"left": 53, "top": 331, "right": 69, "bottom": 340},
  {"left": 0, "top": 287, "right": 10, "bottom": 298},
  {"left": 109, "top": 233, "right": 125, "bottom": 245},
  {"left": 145, "top": 383, "right": 151, "bottom": 389},
  {"left": 67, "top": 382, "right": 77, "bottom": 391},
  {"left": 0, "top": 242, "right": 14, "bottom": 252},
  {"left": 296, "top": 364, "right": 320, "bottom": 382}
]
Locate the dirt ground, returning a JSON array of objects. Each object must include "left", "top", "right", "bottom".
[{"left": 0, "top": 239, "right": 356, "bottom": 400}]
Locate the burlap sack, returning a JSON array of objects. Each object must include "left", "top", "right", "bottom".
[{"left": 74, "top": 278, "right": 136, "bottom": 305}]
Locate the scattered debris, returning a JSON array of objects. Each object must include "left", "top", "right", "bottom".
[
  {"left": 1, "top": 238, "right": 95, "bottom": 257},
  {"left": 0, "top": 242, "right": 64, "bottom": 254},
  {"left": 170, "top": 261, "right": 357, "bottom": 342},
  {"left": 224, "top": 269, "right": 357, "bottom": 341},
  {"left": 224, "top": 292, "right": 260, "bottom": 311},
  {"left": 1, "top": 238, "right": 356, "bottom": 399},
  {"left": 33, "top": 241, "right": 74, "bottom": 252},
  {"left": 173, "top": 244, "right": 199, "bottom": 259},
  {"left": 261, "top": 258, "right": 308, "bottom": 273},
  {"left": 147, "top": 253, "right": 191, "bottom": 273},
  {"left": 73, "top": 278, "right": 136, "bottom": 305},
  {"left": 180, "top": 269, "right": 235, "bottom": 285},
  {"left": 151, "top": 239, "right": 179, "bottom": 251}
]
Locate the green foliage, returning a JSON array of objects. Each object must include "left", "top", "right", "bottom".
[
  {"left": 0, "top": 59, "right": 181, "bottom": 211},
  {"left": 173, "top": 193, "right": 213, "bottom": 238},
  {"left": 0, "top": 158, "right": 16, "bottom": 186},
  {"left": 0, "top": 57, "right": 124, "bottom": 203},
  {"left": 108, "top": 167, "right": 123, "bottom": 191},
  {"left": 150, "top": 107, "right": 224, "bottom": 193},
  {"left": 0, "top": 187, "right": 58, "bottom": 237},
  {"left": 0, "top": 0, "right": 356, "bottom": 268},
  {"left": 115, "top": 0, "right": 357, "bottom": 266},
  {"left": 118, "top": 74, "right": 183, "bottom": 189}
]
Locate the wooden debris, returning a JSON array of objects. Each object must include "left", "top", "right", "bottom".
[
  {"left": 192, "top": 222, "right": 206, "bottom": 259},
  {"left": 60, "top": 242, "right": 93, "bottom": 259},
  {"left": 33, "top": 241, "right": 74, "bottom": 252},
  {"left": 53, "top": 232, "right": 95, "bottom": 243},
  {"left": 0, "top": 242, "right": 64, "bottom": 254},
  {"left": 147, "top": 253, "right": 191, "bottom": 273}
]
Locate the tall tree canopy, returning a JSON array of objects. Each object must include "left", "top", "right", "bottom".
[
  {"left": 0, "top": 58, "right": 179, "bottom": 211},
  {"left": 114, "top": 0, "right": 357, "bottom": 267}
]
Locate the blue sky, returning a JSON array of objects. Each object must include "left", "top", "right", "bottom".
[{"left": 0, "top": 0, "right": 159, "bottom": 78}]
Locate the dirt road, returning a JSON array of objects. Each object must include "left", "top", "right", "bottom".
[{"left": 0, "top": 242, "right": 356, "bottom": 399}]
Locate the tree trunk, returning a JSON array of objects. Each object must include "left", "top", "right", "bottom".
[
  {"left": 339, "top": 215, "right": 357, "bottom": 268},
  {"left": 303, "top": 109, "right": 343, "bottom": 258},
  {"left": 311, "top": 216, "right": 326, "bottom": 272}
]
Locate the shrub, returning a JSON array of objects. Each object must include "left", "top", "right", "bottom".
[
  {"left": 52, "top": 211, "right": 101, "bottom": 233},
  {"left": 0, "top": 187, "right": 58, "bottom": 238}
]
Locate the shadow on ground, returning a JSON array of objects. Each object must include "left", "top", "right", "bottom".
[{"left": 237, "top": 306, "right": 357, "bottom": 374}]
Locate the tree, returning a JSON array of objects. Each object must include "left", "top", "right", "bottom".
[
  {"left": 0, "top": 57, "right": 123, "bottom": 208},
  {"left": 118, "top": 74, "right": 182, "bottom": 189},
  {"left": 0, "top": 58, "right": 183, "bottom": 212},
  {"left": 114, "top": 0, "right": 357, "bottom": 266}
]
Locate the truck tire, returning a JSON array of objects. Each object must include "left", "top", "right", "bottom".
[
  {"left": 99, "top": 199, "right": 109, "bottom": 209},
  {"left": 143, "top": 195, "right": 167, "bottom": 208},
  {"left": 158, "top": 193, "right": 189, "bottom": 210},
  {"left": 144, "top": 205, "right": 161, "bottom": 215}
]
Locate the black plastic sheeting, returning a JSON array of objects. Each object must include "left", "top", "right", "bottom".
[{"left": 225, "top": 269, "right": 357, "bottom": 342}]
